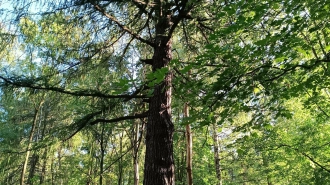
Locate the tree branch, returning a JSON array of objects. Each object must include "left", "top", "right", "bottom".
[
  {"left": 89, "top": 111, "right": 149, "bottom": 125},
  {"left": 277, "top": 144, "right": 330, "bottom": 174},
  {"left": 131, "top": 0, "right": 154, "bottom": 15},
  {"left": 132, "top": 0, "right": 156, "bottom": 7},
  {"left": 140, "top": 59, "right": 153, "bottom": 65},
  {"left": 64, "top": 110, "right": 103, "bottom": 141},
  {"left": 0, "top": 76, "right": 145, "bottom": 99},
  {"left": 92, "top": 4, "right": 155, "bottom": 47},
  {"left": 168, "top": 1, "right": 193, "bottom": 38},
  {"left": 64, "top": 101, "right": 147, "bottom": 141}
]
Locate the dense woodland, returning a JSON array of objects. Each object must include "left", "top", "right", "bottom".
[{"left": 1, "top": 0, "right": 330, "bottom": 184}]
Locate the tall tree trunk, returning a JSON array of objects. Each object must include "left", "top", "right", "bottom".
[
  {"left": 118, "top": 132, "right": 124, "bottom": 185},
  {"left": 143, "top": 9, "right": 175, "bottom": 184},
  {"left": 185, "top": 103, "right": 193, "bottom": 185},
  {"left": 27, "top": 153, "right": 39, "bottom": 184},
  {"left": 212, "top": 124, "right": 222, "bottom": 185},
  {"left": 39, "top": 106, "right": 49, "bottom": 185},
  {"left": 133, "top": 150, "right": 140, "bottom": 185},
  {"left": 40, "top": 148, "right": 48, "bottom": 184},
  {"left": 133, "top": 121, "right": 140, "bottom": 185},
  {"left": 57, "top": 146, "right": 63, "bottom": 185},
  {"left": 99, "top": 124, "right": 105, "bottom": 185},
  {"left": 20, "top": 101, "right": 43, "bottom": 185},
  {"left": 51, "top": 155, "right": 55, "bottom": 185},
  {"left": 86, "top": 139, "right": 95, "bottom": 185}
]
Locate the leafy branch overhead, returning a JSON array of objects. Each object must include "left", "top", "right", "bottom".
[
  {"left": 186, "top": 0, "right": 330, "bottom": 123},
  {"left": 0, "top": 75, "right": 146, "bottom": 99}
]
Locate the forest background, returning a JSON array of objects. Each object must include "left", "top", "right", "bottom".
[{"left": 1, "top": 0, "right": 330, "bottom": 184}]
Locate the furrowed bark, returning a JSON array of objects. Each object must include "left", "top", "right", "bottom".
[{"left": 143, "top": 6, "right": 175, "bottom": 184}]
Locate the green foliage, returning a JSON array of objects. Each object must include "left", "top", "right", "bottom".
[
  {"left": 146, "top": 67, "right": 169, "bottom": 87},
  {"left": 1, "top": 0, "right": 330, "bottom": 184}
]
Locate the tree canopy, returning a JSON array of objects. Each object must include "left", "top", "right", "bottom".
[{"left": 1, "top": 0, "right": 330, "bottom": 184}]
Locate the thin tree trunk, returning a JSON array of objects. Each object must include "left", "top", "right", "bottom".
[
  {"left": 57, "top": 146, "right": 63, "bottom": 185},
  {"left": 212, "top": 124, "right": 222, "bottom": 185},
  {"left": 143, "top": 4, "right": 175, "bottom": 184},
  {"left": 175, "top": 125, "right": 185, "bottom": 184},
  {"left": 86, "top": 139, "right": 94, "bottom": 185},
  {"left": 51, "top": 155, "right": 55, "bottom": 185},
  {"left": 40, "top": 148, "right": 48, "bottom": 184},
  {"left": 133, "top": 121, "right": 140, "bottom": 185},
  {"left": 174, "top": 148, "right": 185, "bottom": 183},
  {"left": 27, "top": 153, "right": 39, "bottom": 184},
  {"left": 118, "top": 133, "right": 124, "bottom": 185},
  {"left": 20, "top": 101, "right": 43, "bottom": 185},
  {"left": 134, "top": 156, "right": 139, "bottom": 185},
  {"left": 99, "top": 125, "right": 105, "bottom": 185},
  {"left": 185, "top": 102, "right": 193, "bottom": 185},
  {"left": 39, "top": 106, "right": 49, "bottom": 185}
]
